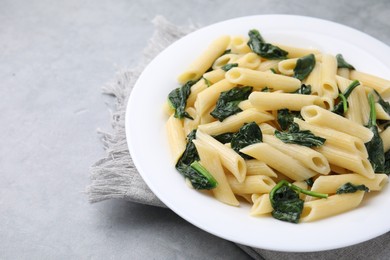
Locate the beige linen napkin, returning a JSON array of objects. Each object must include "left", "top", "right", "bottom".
[{"left": 87, "top": 16, "right": 389, "bottom": 260}]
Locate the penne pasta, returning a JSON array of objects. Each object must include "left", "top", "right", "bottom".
[
  {"left": 212, "top": 53, "right": 241, "bottom": 70},
  {"left": 304, "top": 62, "right": 322, "bottom": 95},
  {"left": 315, "top": 144, "right": 375, "bottom": 179},
  {"left": 336, "top": 76, "right": 363, "bottom": 125},
  {"left": 263, "top": 134, "right": 330, "bottom": 175},
  {"left": 311, "top": 173, "right": 388, "bottom": 194},
  {"left": 225, "top": 67, "right": 301, "bottom": 92},
  {"left": 274, "top": 43, "right": 321, "bottom": 58},
  {"left": 300, "top": 105, "right": 374, "bottom": 143},
  {"left": 250, "top": 193, "right": 273, "bottom": 216},
  {"left": 241, "top": 143, "right": 318, "bottom": 181},
  {"left": 194, "top": 79, "right": 236, "bottom": 117},
  {"left": 187, "top": 79, "right": 208, "bottom": 107},
  {"left": 178, "top": 35, "right": 231, "bottom": 84},
  {"left": 236, "top": 52, "right": 262, "bottom": 70},
  {"left": 166, "top": 30, "right": 390, "bottom": 224},
  {"left": 227, "top": 175, "right": 276, "bottom": 194},
  {"left": 256, "top": 59, "right": 280, "bottom": 72},
  {"left": 165, "top": 114, "right": 186, "bottom": 164},
  {"left": 376, "top": 103, "right": 390, "bottom": 120},
  {"left": 202, "top": 69, "right": 226, "bottom": 84},
  {"left": 249, "top": 92, "right": 327, "bottom": 111},
  {"left": 246, "top": 159, "right": 277, "bottom": 177},
  {"left": 350, "top": 70, "right": 390, "bottom": 98},
  {"left": 193, "top": 140, "right": 239, "bottom": 206},
  {"left": 277, "top": 58, "right": 298, "bottom": 76},
  {"left": 380, "top": 127, "right": 390, "bottom": 152},
  {"left": 196, "top": 130, "right": 247, "bottom": 183},
  {"left": 258, "top": 123, "right": 277, "bottom": 135},
  {"left": 183, "top": 107, "right": 200, "bottom": 136},
  {"left": 337, "top": 68, "right": 350, "bottom": 79},
  {"left": 300, "top": 192, "right": 365, "bottom": 222},
  {"left": 197, "top": 108, "right": 274, "bottom": 135},
  {"left": 230, "top": 35, "right": 252, "bottom": 54},
  {"left": 320, "top": 54, "right": 339, "bottom": 99},
  {"left": 294, "top": 118, "right": 368, "bottom": 157}
]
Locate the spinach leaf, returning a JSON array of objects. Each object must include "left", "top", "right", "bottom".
[
  {"left": 168, "top": 80, "right": 196, "bottom": 119},
  {"left": 336, "top": 182, "right": 369, "bottom": 194},
  {"left": 336, "top": 54, "right": 355, "bottom": 70},
  {"left": 275, "top": 123, "right": 326, "bottom": 147},
  {"left": 247, "top": 29, "right": 288, "bottom": 59},
  {"left": 271, "top": 185, "right": 303, "bottom": 223},
  {"left": 332, "top": 80, "right": 360, "bottom": 116},
  {"left": 190, "top": 161, "right": 218, "bottom": 189},
  {"left": 269, "top": 180, "right": 328, "bottom": 223},
  {"left": 277, "top": 109, "right": 302, "bottom": 131},
  {"left": 305, "top": 177, "right": 314, "bottom": 187},
  {"left": 210, "top": 86, "right": 253, "bottom": 121},
  {"left": 175, "top": 130, "right": 217, "bottom": 190},
  {"left": 221, "top": 63, "right": 238, "bottom": 71},
  {"left": 293, "top": 84, "right": 311, "bottom": 95},
  {"left": 231, "top": 122, "right": 263, "bottom": 160},
  {"left": 213, "top": 132, "right": 235, "bottom": 144},
  {"left": 373, "top": 90, "right": 390, "bottom": 115},
  {"left": 385, "top": 150, "right": 390, "bottom": 175},
  {"left": 261, "top": 87, "right": 271, "bottom": 92},
  {"left": 365, "top": 92, "right": 385, "bottom": 173},
  {"left": 293, "top": 54, "right": 316, "bottom": 81},
  {"left": 221, "top": 49, "right": 231, "bottom": 55}
]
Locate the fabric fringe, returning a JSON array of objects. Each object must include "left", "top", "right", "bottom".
[{"left": 86, "top": 16, "right": 196, "bottom": 207}]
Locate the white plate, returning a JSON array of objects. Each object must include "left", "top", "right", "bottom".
[{"left": 126, "top": 15, "right": 390, "bottom": 252}]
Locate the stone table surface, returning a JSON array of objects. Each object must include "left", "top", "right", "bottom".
[{"left": 1, "top": 0, "right": 389, "bottom": 259}]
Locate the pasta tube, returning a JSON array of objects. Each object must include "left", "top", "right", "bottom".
[
  {"left": 300, "top": 105, "right": 374, "bottom": 142},
  {"left": 241, "top": 143, "right": 318, "bottom": 181},
  {"left": 300, "top": 192, "right": 365, "bottom": 222},
  {"left": 178, "top": 35, "right": 231, "bottom": 83},
  {"left": 196, "top": 130, "right": 246, "bottom": 183},
  {"left": 225, "top": 67, "right": 301, "bottom": 91},
  {"left": 193, "top": 140, "right": 239, "bottom": 206}
]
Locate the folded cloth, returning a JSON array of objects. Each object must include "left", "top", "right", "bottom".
[{"left": 87, "top": 15, "right": 390, "bottom": 260}]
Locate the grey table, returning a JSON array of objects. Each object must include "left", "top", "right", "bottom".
[{"left": 1, "top": 0, "right": 389, "bottom": 259}]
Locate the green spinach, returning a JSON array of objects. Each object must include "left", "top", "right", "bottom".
[
  {"left": 221, "top": 63, "right": 238, "bottom": 71},
  {"left": 332, "top": 80, "right": 360, "bottom": 116},
  {"left": 275, "top": 123, "right": 326, "bottom": 147},
  {"left": 168, "top": 80, "right": 196, "bottom": 119},
  {"left": 269, "top": 180, "right": 328, "bottom": 223},
  {"left": 293, "top": 54, "right": 316, "bottom": 81},
  {"left": 365, "top": 92, "right": 385, "bottom": 173},
  {"left": 247, "top": 29, "right": 288, "bottom": 59},
  {"left": 231, "top": 122, "right": 263, "bottom": 160},
  {"left": 277, "top": 109, "right": 302, "bottom": 131},
  {"left": 293, "top": 84, "right": 312, "bottom": 95},
  {"left": 336, "top": 182, "right": 369, "bottom": 194},
  {"left": 210, "top": 86, "right": 253, "bottom": 121},
  {"left": 304, "top": 177, "right": 314, "bottom": 187},
  {"left": 213, "top": 132, "right": 235, "bottom": 144},
  {"left": 336, "top": 54, "right": 355, "bottom": 70},
  {"left": 190, "top": 161, "right": 218, "bottom": 188},
  {"left": 176, "top": 130, "right": 217, "bottom": 189},
  {"left": 385, "top": 150, "right": 390, "bottom": 175},
  {"left": 221, "top": 49, "right": 232, "bottom": 55}
]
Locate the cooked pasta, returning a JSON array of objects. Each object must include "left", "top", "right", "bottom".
[{"left": 165, "top": 29, "right": 390, "bottom": 224}]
